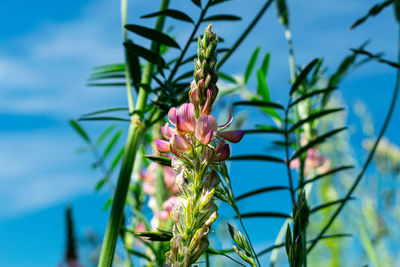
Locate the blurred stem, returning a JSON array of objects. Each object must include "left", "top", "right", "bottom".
[
  {"left": 121, "top": 0, "right": 134, "bottom": 113},
  {"left": 98, "top": 0, "right": 170, "bottom": 266},
  {"left": 307, "top": 25, "right": 400, "bottom": 254},
  {"left": 284, "top": 26, "right": 296, "bottom": 83}
]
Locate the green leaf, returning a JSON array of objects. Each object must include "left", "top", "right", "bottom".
[
  {"left": 233, "top": 100, "right": 284, "bottom": 110},
  {"left": 203, "top": 14, "right": 241, "bottom": 21},
  {"left": 244, "top": 47, "right": 260, "bottom": 84},
  {"left": 110, "top": 146, "right": 125, "bottom": 171},
  {"left": 88, "top": 73, "right": 125, "bottom": 81},
  {"left": 310, "top": 197, "right": 355, "bottom": 213},
  {"left": 134, "top": 230, "right": 173, "bottom": 241},
  {"left": 92, "top": 63, "right": 125, "bottom": 75},
  {"left": 218, "top": 71, "right": 237, "bottom": 83},
  {"left": 124, "top": 40, "right": 167, "bottom": 68},
  {"left": 141, "top": 9, "right": 194, "bottom": 24},
  {"left": 86, "top": 82, "right": 127, "bottom": 87},
  {"left": 81, "top": 107, "right": 129, "bottom": 118},
  {"left": 351, "top": 48, "right": 400, "bottom": 69},
  {"left": 290, "top": 127, "right": 347, "bottom": 160},
  {"left": 243, "top": 128, "right": 283, "bottom": 135},
  {"left": 238, "top": 212, "right": 291, "bottom": 219},
  {"left": 103, "top": 197, "right": 113, "bottom": 211},
  {"left": 236, "top": 186, "right": 289, "bottom": 201},
  {"left": 95, "top": 177, "right": 108, "bottom": 192},
  {"left": 69, "top": 120, "right": 90, "bottom": 143},
  {"left": 79, "top": 117, "right": 130, "bottom": 122},
  {"left": 350, "top": 0, "right": 393, "bottom": 29},
  {"left": 257, "top": 69, "right": 270, "bottom": 101},
  {"left": 210, "top": 0, "right": 232, "bottom": 6},
  {"left": 289, "top": 87, "right": 337, "bottom": 108},
  {"left": 144, "top": 155, "right": 172, "bottom": 167},
  {"left": 191, "top": 0, "right": 201, "bottom": 8},
  {"left": 228, "top": 154, "right": 284, "bottom": 163},
  {"left": 102, "top": 130, "right": 123, "bottom": 159},
  {"left": 288, "top": 108, "right": 344, "bottom": 132},
  {"left": 96, "top": 124, "right": 117, "bottom": 145},
  {"left": 290, "top": 58, "right": 319, "bottom": 95},
  {"left": 260, "top": 52, "right": 271, "bottom": 78},
  {"left": 206, "top": 247, "right": 235, "bottom": 255},
  {"left": 276, "top": 0, "right": 289, "bottom": 26},
  {"left": 125, "top": 46, "right": 142, "bottom": 91},
  {"left": 126, "top": 249, "right": 152, "bottom": 261},
  {"left": 395, "top": 0, "right": 400, "bottom": 23},
  {"left": 125, "top": 24, "right": 180, "bottom": 49},
  {"left": 173, "top": 70, "right": 193, "bottom": 83},
  {"left": 298, "top": 165, "right": 354, "bottom": 189}
]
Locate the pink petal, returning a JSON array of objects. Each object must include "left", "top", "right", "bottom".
[
  {"left": 218, "top": 110, "right": 233, "bottom": 130},
  {"left": 168, "top": 107, "right": 177, "bottom": 126},
  {"left": 173, "top": 134, "right": 191, "bottom": 151},
  {"left": 213, "top": 142, "right": 230, "bottom": 162},
  {"left": 202, "top": 130, "right": 213, "bottom": 145},
  {"left": 155, "top": 139, "right": 170, "bottom": 153},
  {"left": 195, "top": 115, "right": 218, "bottom": 143},
  {"left": 176, "top": 103, "right": 196, "bottom": 133},
  {"left": 218, "top": 130, "right": 245, "bottom": 143},
  {"left": 157, "top": 210, "right": 170, "bottom": 220},
  {"left": 163, "top": 196, "right": 179, "bottom": 213},
  {"left": 201, "top": 89, "right": 212, "bottom": 115},
  {"left": 161, "top": 123, "right": 176, "bottom": 140}
]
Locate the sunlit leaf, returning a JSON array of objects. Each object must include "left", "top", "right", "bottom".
[
  {"left": 102, "top": 130, "right": 123, "bottom": 159},
  {"left": 95, "top": 177, "right": 108, "bottom": 192},
  {"left": 81, "top": 107, "right": 129, "bottom": 118},
  {"left": 218, "top": 71, "right": 237, "bottom": 83},
  {"left": 96, "top": 124, "right": 117, "bottom": 145},
  {"left": 79, "top": 117, "right": 130, "bottom": 122},
  {"left": 260, "top": 52, "right": 271, "bottom": 78},
  {"left": 298, "top": 165, "right": 354, "bottom": 189},
  {"left": 244, "top": 47, "right": 260, "bottom": 84},
  {"left": 288, "top": 108, "right": 344, "bottom": 132},
  {"left": 289, "top": 87, "right": 337, "bottom": 108},
  {"left": 310, "top": 197, "right": 355, "bottom": 213},
  {"left": 110, "top": 146, "right": 125, "bottom": 171}
]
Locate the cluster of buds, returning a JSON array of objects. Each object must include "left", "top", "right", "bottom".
[
  {"left": 285, "top": 192, "right": 309, "bottom": 267},
  {"left": 155, "top": 25, "right": 244, "bottom": 266}
]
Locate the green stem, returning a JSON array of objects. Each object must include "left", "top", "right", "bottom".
[
  {"left": 98, "top": 121, "right": 145, "bottom": 267},
  {"left": 97, "top": 0, "right": 170, "bottom": 266},
  {"left": 121, "top": 0, "right": 134, "bottom": 113},
  {"left": 284, "top": 26, "right": 296, "bottom": 83}
]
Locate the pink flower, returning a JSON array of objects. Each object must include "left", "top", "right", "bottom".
[
  {"left": 170, "top": 103, "right": 196, "bottom": 133},
  {"left": 195, "top": 115, "right": 217, "bottom": 145},
  {"left": 157, "top": 210, "right": 170, "bottom": 220},
  {"left": 163, "top": 196, "right": 179, "bottom": 213},
  {"left": 213, "top": 140, "right": 230, "bottom": 162},
  {"left": 155, "top": 139, "right": 170, "bottom": 153}
]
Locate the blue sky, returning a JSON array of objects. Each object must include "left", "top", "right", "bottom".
[{"left": 0, "top": 0, "right": 399, "bottom": 266}]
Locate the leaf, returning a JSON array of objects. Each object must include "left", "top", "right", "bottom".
[
  {"left": 88, "top": 73, "right": 125, "bottom": 81},
  {"left": 79, "top": 117, "right": 130, "bottom": 122},
  {"left": 290, "top": 58, "right": 319, "bottom": 95},
  {"left": 260, "top": 52, "right": 271, "bottom": 78},
  {"left": 96, "top": 124, "right": 117, "bottom": 145},
  {"left": 298, "top": 165, "right": 354, "bottom": 189},
  {"left": 210, "top": 0, "right": 232, "bottom": 6},
  {"left": 310, "top": 197, "right": 355, "bottom": 213},
  {"left": 134, "top": 230, "right": 173, "bottom": 241},
  {"left": 81, "top": 107, "right": 129, "bottom": 118},
  {"left": 228, "top": 154, "right": 284, "bottom": 163},
  {"left": 95, "top": 177, "right": 108, "bottom": 192},
  {"left": 126, "top": 249, "right": 152, "bottom": 261},
  {"left": 290, "top": 127, "right": 347, "bottom": 161},
  {"left": 125, "top": 24, "right": 180, "bottom": 49},
  {"left": 236, "top": 186, "right": 289, "bottom": 201},
  {"left": 288, "top": 108, "right": 344, "bottom": 132},
  {"left": 395, "top": 0, "right": 400, "bottom": 23},
  {"left": 203, "top": 14, "right": 241, "bottom": 22},
  {"left": 102, "top": 130, "right": 123, "bottom": 159},
  {"left": 289, "top": 87, "right": 337, "bottom": 108},
  {"left": 69, "top": 120, "right": 90, "bottom": 143},
  {"left": 191, "top": 0, "right": 201, "bottom": 7},
  {"left": 125, "top": 46, "right": 142, "bottom": 91},
  {"left": 103, "top": 197, "right": 113, "bottom": 211},
  {"left": 92, "top": 63, "right": 125, "bottom": 75},
  {"left": 218, "top": 71, "right": 237, "bottom": 83},
  {"left": 86, "top": 82, "right": 127, "bottom": 87},
  {"left": 124, "top": 40, "right": 167, "bottom": 68},
  {"left": 110, "top": 146, "right": 125, "bottom": 171},
  {"left": 173, "top": 70, "right": 193, "bottom": 83},
  {"left": 243, "top": 128, "right": 283, "bottom": 135},
  {"left": 257, "top": 69, "right": 270, "bottom": 101},
  {"left": 141, "top": 9, "right": 194, "bottom": 24},
  {"left": 351, "top": 48, "right": 400, "bottom": 69},
  {"left": 238, "top": 212, "right": 291, "bottom": 219},
  {"left": 233, "top": 100, "right": 284, "bottom": 110},
  {"left": 144, "top": 155, "right": 172, "bottom": 167},
  {"left": 244, "top": 47, "right": 260, "bottom": 84},
  {"left": 350, "top": 0, "right": 393, "bottom": 29},
  {"left": 206, "top": 247, "right": 235, "bottom": 255}
]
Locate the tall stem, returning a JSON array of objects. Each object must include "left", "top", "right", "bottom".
[{"left": 97, "top": 0, "right": 170, "bottom": 266}]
